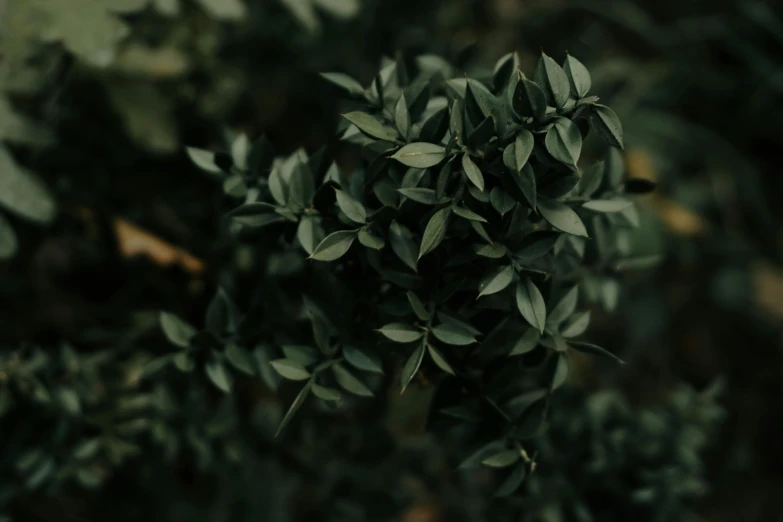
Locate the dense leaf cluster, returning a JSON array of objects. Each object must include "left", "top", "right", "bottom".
[{"left": 173, "top": 51, "right": 653, "bottom": 495}]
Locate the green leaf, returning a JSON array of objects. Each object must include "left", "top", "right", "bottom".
[
  {"left": 225, "top": 344, "right": 255, "bottom": 376},
  {"left": 358, "top": 227, "right": 385, "bottom": 250},
  {"left": 591, "top": 104, "right": 624, "bottom": 150},
  {"left": 395, "top": 93, "right": 410, "bottom": 140},
  {"left": 159, "top": 312, "right": 197, "bottom": 348},
  {"left": 564, "top": 54, "right": 591, "bottom": 98},
  {"left": 320, "top": 72, "right": 365, "bottom": 98},
  {"left": 401, "top": 343, "right": 426, "bottom": 392},
  {"left": 0, "top": 147, "right": 57, "bottom": 223},
  {"left": 579, "top": 161, "right": 605, "bottom": 197},
  {"left": 475, "top": 243, "right": 507, "bottom": 258},
  {"left": 545, "top": 117, "right": 582, "bottom": 167},
  {"left": 289, "top": 163, "right": 315, "bottom": 209},
  {"left": 282, "top": 345, "right": 319, "bottom": 366},
  {"left": 561, "top": 311, "right": 590, "bottom": 338},
  {"left": 453, "top": 205, "right": 487, "bottom": 223},
  {"left": 495, "top": 463, "right": 527, "bottom": 497},
  {"left": 205, "top": 360, "right": 233, "bottom": 393},
  {"left": 343, "top": 111, "right": 399, "bottom": 142},
  {"left": 467, "top": 115, "right": 496, "bottom": 149},
  {"left": 490, "top": 188, "right": 516, "bottom": 216},
  {"left": 515, "top": 231, "right": 560, "bottom": 261},
  {"left": 482, "top": 450, "right": 520, "bottom": 468},
  {"left": 312, "top": 383, "right": 341, "bottom": 402},
  {"left": 509, "top": 328, "right": 541, "bottom": 356},
  {"left": 547, "top": 287, "right": 579, "bottom": 326},
  {"left": 335, "top": 189, "right": 367, "bottom": 223},
  {"left": 470, "top": 221, "right": 493, "bottom": 243},
  {"left": 513, "top": 73, "right": 547, "bottom": 120},
  {"left": 478, "top": 265, "right": 514, "bottom": 298},
  {"left": 389, "top": 221, "right": 418, "bottom": 271},
  {"left": 56, "top": 387, "right": 81, "bottom": 415},
  {"left": 431, "top": 323, "right": 477, "bottom": 346},
  {"left": 570, "top": 341, "right": 624, "bottom": 364},
  {"left": 398, "top": 188, "right": 441, "bottom": 205},
  {"left": 551, "top": 353, "right": 569, "bottom": 390},
  {"left": 461, "top": 154, "right": 485, "bottom": 192},
  {"left": 268, "top": 166, "right": 289, "bottom": 206},
  {"left": 173, "top": 352, "right": 195, "bottom": 373},
  {"left": 270, "top": 359, "right": 312, "bottom": 381},
  {"left": 514, "top": 130, "right": 534, "bottom": 170},
  {"left": 391, "top": 142, "right": 446, "bottom": 168},
  {"left": 407, "top": 291, "right": 431, "bottom": 321},
  {"left": 516, "top": 278, "right": 547, "bottom": 333},
  {"left": 449, "top": 99, "right": 463, "bottom": 143},
  {"left": 378, "top": 323, "right": 424, "bottom": 343},
  {"left": 343, "top": 345, "right": 383, "bottom": 374},
  {"left": 309, "top": 230, "right": 357, "bottom": 261},
  {"left": 427, "top": 344, "right": 455, "bottom": 375},
  {"left": 582, "top": 198, "right": 633, "bottom": 213},
  {"left": 0, "top": 214, "right": 17, "bottom": 260},
  {"left": 419, "top": 108, "right": 449, "bottom": 143},
  {"left": 536, "top": 52, "right": 570, "bottom": 108},
  {"left": 537, "top": 199, "right": 588, "bottom": 237},
  {"left": 401, "top": 168, "right": 427, "bottom": 189},
  {"left": 297, "top": 215, "right": 323, "bottom": 256},
  {"left": 186, "top": 147, "right": 222, "bottom": 175},
  {"left": 276, "top": 381, "right": 311, "bottom": 437},
  {"left": 418, "top": 207, "right": 451, "bottom": 259},
  {"left": 332, "top": 364, "right": 374, "bottom": 397}
]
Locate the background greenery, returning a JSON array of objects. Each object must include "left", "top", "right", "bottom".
[{"left": 0, "top": 0, "right": 780, "bottom": 520}]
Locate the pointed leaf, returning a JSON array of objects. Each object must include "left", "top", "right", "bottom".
[
  {"left": 391, "top": 143, "right": 446, "bottom": 168},
  {"left": 545, "top": 117, "right": 582, "bottom": 167},
  {"left": 297, "top": 215, "right": 323, "bottom": 256},
  {"left": 418, "top": 208, "right": 451, "bottom": 259},
  {"left": 478, "top": 265, "right": 514, "bottom": 298},
  {"left": 453, "top": 205, "right": 487, "bottom": 223},
  {"left": 398, "top": 188, "right": 440, "bottom": 205},
  {"left": 378, "top": 323, "right": 424, "bottom": 343},
  {"left": 570, "top": 341, "right": 624, "bottom": 364},
  {"left": 310, "top": 230, "right": 357, "bottom": 261},
  {"left": 343, "top": 112, "right": 399, "bottom": 142},
  {"left": 538, "top": 199, "right": 588, "bottom": 237},
  {"left": 407, "top": 291, "right": 430, "bottom": 321},
  {"left": 514, "top": 130, "right": 534, "bottom": 170},
  {"left": 427, "top": 344, "right": 455, "bottom": 375},
  {"left": 335, "top": 189, "right": 367, "bottom": 223},
  {"left": 561, "top": 311, "right": 590, "bottom": 338},
  {"left": 591, "top": 104, "right": 624, "bottom": 149},
  {"left": 312, "top": 384, "right": 341, "bottom": 402},
  {"left": 358, "top": 227, "right": 385, "bottom": 250},
  {"left": 332, "top": 364, "right": 374, "bottom": 397},
  {"left": 431, "top": 323, "right": 477, "bottom": 346},
  {"left": 389, "top": 221, "right": 418, "bottom": 271},
  {"left": 343, "top": 345, "right": 383, "bottom": 374},
  {"left": 564, "top": 54, "right": 591, "bottom": 98},
  {"left": 320, "top": 72, "right": 365, "bottom": 97},
  {"left": 495, "top": 463, "right": 527, "bottom": 497},
  {"left": 275, "top": 381, "right": 311, "bottom": 437},
  {"left": 461, "top": 154, "right": 485, "bottom": 192},
  {"left": 159, "top": 312, "right": 197, "bottom": 348},
  {"left": 537, "top": 52, "right": 570, "bottom": 108},
  {"left": 547, "top": 286, "right": 579, "bottom": 325},
  {"left": 401, "top": 343, "right": 426, "bottom": 392},
  {"left": 509, "top": 328, "right": 541, "bottom": 356},
  {"left": 482, "top": 450, "right": 520, "bottom": 468},
  {"left": 515, "top": 231, "right": 560, "bottom": 261},
  {"left": 516, "top": 279, "right": 547, "bottom": 333},
  {"left": 513, "top": 73, "right": 547, "bottom": 120},
  {"left": 270, "top": 359, "right": 311, "bottom": 381},
  {"left": 395, "top": 94, "right": 410, "bottom": 139},
  {"left": 582, "top": 198, "right": 633, "bottom": 213},
  {"left": 205, "top": 360, "right": 233, "bottom": 393}
]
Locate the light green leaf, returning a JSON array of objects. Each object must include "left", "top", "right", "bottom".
[
  {"left": 309, "top": 230, "right": 357, "bottom": 261},
  {"left": 398, "top": 188, "right": 441, "bottom": 205},
  {"left": 395, "top": 93, "right": 410, "bottom": 140},
  {"left": 196, "top": 0, "right": 246, "bottom": 19},
  {"left": 582, "top": 198, "right": 633, "bottom": 213},
  {"left": 186, "top": 147, "right": 221, "bottom": 175},
  {"left": 551, "top": 353, "right": 569, "bottom": 389},
  {"left": 159, "top": 312, "right": 197, "bottom": 348},
  {"left": 332, "top": 364, "right": 373, "bottom": 397},
  {"left": 358, "top": 227, "right": 385, "bottom": 250},
  {"left": 225, "top": 343, "right": 255, "bottom": 376},
  {"left": 343, "top": 345, "right": 383, "bottom": 374},
  {"left": 482, "top": 449, "right": 520, "bottom": 468},
  {"left": 407, "top": 291, "right": 430, "bottom": 321},
  {"left": 418, "top": 207, "right": 451, "bottom": 259},
  {"left": 561, "top": 311, "right": 590, "bottom": 338},
  {"left": 297, "top": 215, "right": 323, "bottom": 256},
  {"left": 516, "top": 278, "right": 547, "bottom": 333},
  {"left": 547, "top": 286, "right": 579, "bottom": 326},
  {"left": 205, "top": 360, "right": 233, "bottom": 393},
  {"left": 389, "top": 221, "right": 418, "bottom": 271},
  {"left": 401, "top": 343, "right": 425, "bottom": 393},
  {"left": 431, "top": 323, "right": 477, "bottom": 346},
  {"left": 391, "top": 143, "right": 446, "bottom": 168},
  {"left": 509, "top": 328, "right": 541, "bottom": 356},
  {"left": 282, "top": 345, "right": 319, "bottom": 366},
  {"left": 0, "top": 147, "right": 56, "bottom": 224},
  {"left": 478, "top": 265, "right": 514, "bottom": 298},
  {"left": 536, "top": 52, "right": 570, "bottom": 108},
  {"left": 591, "top": 104, "right": 624, "bottom": 150},
  {"left": 275, "top": 381, "right": 311, "bottom": 437},
  {"left": 270, "top": 359, "right": 312, "bottom": 381},
  {"left": 427, "top": 344, "right": 455, "bottom": 375},
  {"left": 461, "top": 154, "right": 484, "bottom": 192},
  {"left": 378, "top": 323, "right": 424, "bottom": 343},
  {"left": 453, "top": 205, "right": 487, "bottom": 223},
  {"left": 343, "top": 111, "right": 398, "bottom": 142},
  {"left": 564, "top": 54, "right": 591, "bottom": 98},
  {"left": 545, "top": 117, "right": 582, "bottom": 167},
  {"left": 311, "top": 383, "right": 341, "bottom": 402},
  {"left": 450, "top": 99, "right": 463, "bottom": 143},
  {"left": 475, "top": 243, "right": 507, "bottom": 258},
  {"left": 320, "top": 72, "right": 365, "bottom": 98},
  {"left": 514, "top": 130, "right": 534, "bottom": 171},
  {"left": 335, "top": 189, "right": 366, "bottom": 223},
  {"left": 537, "top": 199, "right": 588, "bottom": 237}
]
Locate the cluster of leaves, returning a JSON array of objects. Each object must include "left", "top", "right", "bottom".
[{"left": 174, "top": 50, "right": 658, "bottom": 500}]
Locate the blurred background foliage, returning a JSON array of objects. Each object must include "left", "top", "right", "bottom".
[{"left": 0, "top": 0, "right": 781, "bottom": 520}]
